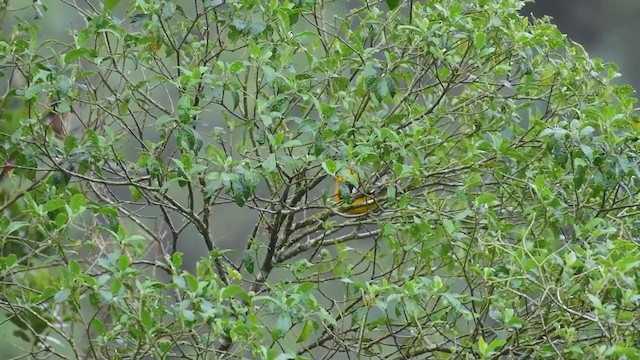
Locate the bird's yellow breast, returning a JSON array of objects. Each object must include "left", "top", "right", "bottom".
[{"left": 333, "top": 169, "right": 379, "bottom": 215}]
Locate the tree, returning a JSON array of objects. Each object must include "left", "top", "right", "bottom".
[{"left": 1, "top": 0, "right": 639, "bottom": 358}]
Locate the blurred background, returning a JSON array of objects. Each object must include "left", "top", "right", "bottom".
[{"left": 524, "top": 0, "right": 639, "bottom": 90}]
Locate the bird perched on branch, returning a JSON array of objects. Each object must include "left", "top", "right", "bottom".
[
  {"left": 333, "top": 168, "right": 389, "bottom": 215},
  {"left": 41, "top": 101, "right": 69, "bottom": 140},
  {"left": 0, "top": 100, "right": 69, "bottom": 181}
]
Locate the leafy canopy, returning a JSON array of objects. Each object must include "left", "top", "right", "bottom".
[{"left": 0, "top": 0, "right": 640, "bottom": 359}]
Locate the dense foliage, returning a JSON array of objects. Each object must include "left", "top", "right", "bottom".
[{"left": 1, "top": 0, "right": 639, "bottom": 358}]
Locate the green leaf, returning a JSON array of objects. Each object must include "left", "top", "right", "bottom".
[
  {"left": 185, "top": 273, "right": 199, "bottom": 292},
  {"left": 616, "top": 256, "right": 640, "bottom": 273},
  {"left": 173, "top": 275, "right": 186, "bottom": 289},
  {"left": 247, "top": 22, "right": 266, "bottom": 37},
  {"left": 580, "top": 144, "right": 593, "bottom": 161},
  {"left": 478, "top": 337, "right": 488, "bottom": 357},
  {"left": 55, "top": 212, "right": 68, "bottom": 228},
  {"left": 111, "top": 278, "right": 123, "bottom": 295},
  {"left": 117, "top": 255, "right": 131, "bottom": 271},
  {"left": 70, "top": 193, "right": 87, "bottom": 214},
  {"left": 104, "top": 0, "right": 120, "bottom": 11},
  {"left": 313, "top": 136, "right": 325, "bottom": 156},
  {"left": 486, "top": 339, "right": 506, "bottom": 355},
  {"left": 275, "top": 312, "right": 292, "bottom": 340},
  {"left": 91, "top": 319, "right": 106, "bottom": 335},
  {"left": 243, "top": 253, "right": 255, "bottom": 274},
  {"left": 587, "top": 294, "right": 602, "bottom": 310},
  {"left": 363, "top": 63, "right": 378, "bottom": 86},
  {"left": 297, "top": 319, "right": 314, "bottom": 343},
  {"left": 63, "top": 48, "right": 92, "bottom": 64},
  {"left": 260, "top": 114, "right": 274, "bottom": 127},
  {"left": 437, "top": 66, "right": 451, "bottom": 80},
  {"left": 604, "top": 345, "right": 640, "bottom": 359},
  {"left": 221, "top": 284, "right": 246, "bottom": 300},
  {"left": 43, "top": 198, "right": 66, "bottom": 213},
  {"left": 385, "top": 0, "right": 400, "bottom": 10},
  {"left": 229, "top": 60, "right": 244, "bottom": 74},
  {"left": 322, "top": 159, "right": 337, "bottom": 175},
  {"left": 140, "top": 307, "right": 153, "bottom": 330},
  {"left": 54, "top": 289, "right": 71, "bottom": 304},
  {"left": 69, "top": 260, "right": 81, "bottom": 275},
  {"left": 386, "top": 77, "right": 396, "bottom": 98},
  {"left": 94, "top": 205, "right": 118, "bottom": 218},
  {"left": 181, "top": 309, "right": 196, "bottom": 322},
  {"left": 475, "top": 31, "right": 486, "bottom": 48},
  {"left": 24, "top": 84, "right": 44, "bottom": 100},
  {"left": 6, "top": 221, "right": 29, "bottom": 235},
  {"left": 172, "top": 252, "right": 183, "bottom": 268},
  {"left": 442, "top": 293, "right": 462, "bottom": 311},
  {"left": 262, "top": 154, "right": 277, "bottom": 172},
  {"left": 573, "top": 157, "right": 587, "bottom": 189},
  {"left": 374, "top": 77, "right": 388, "bottom": 102},
  {"left": 177, "top": 126, "right": 204, "bottom": 153},
  {"left": 261, "top": 65, "right": 277, "bottom": 84},
  {"left": 443, "top": 219, "right": 455, "bottom": 235},
  {"left": 476, "top": 193, "right": 497, "bottom": 206}
]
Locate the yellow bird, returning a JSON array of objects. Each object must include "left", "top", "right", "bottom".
[{"left": 333, "top": 168, "right": 383, "bottom": 215}]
